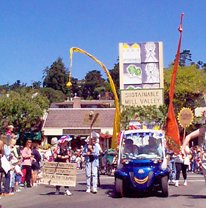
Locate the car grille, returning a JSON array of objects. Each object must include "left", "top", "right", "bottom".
[{"left": 129, "top": 171, "right": 154, "bottom": 187}]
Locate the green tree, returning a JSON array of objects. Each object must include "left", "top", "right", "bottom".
[
  {"left": 39, "top": 87, "right": 66, "bottom": 104},
  {"left": 109, "top": 62, "right": 120, "bottom": 95},
  {"left": 43, "top": 58, "right": 69, "bottom": 94},
  {"left": 32, "top": 81, "right": 41, "bottom": 89},
  {"left": 82, "top": 70, "right": 105, "bottom": 99},
  {"left": 120, "top": 105, "right": 167, "bottom": 130},
  {"left": 179, "top": 49, "right": 192, "bottom": 67},
  {"left": 0, "top": 89, "right": 49, "bottom": 143},
  {"left": 164, "top": 65, "right": 206, "bottom": 112},
  {"left": 69, "top": 78, "right": 83, "bottom": 98},
  {"left": 0, "top": 84, "right": 10, "bottom": 93},
  {"left": 10, "top": 80, "right": 27, "bottom": 91},
  {"left": 197, "top": 61, "right": 206, "bottom": 70}
]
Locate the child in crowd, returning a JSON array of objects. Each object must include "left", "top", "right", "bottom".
[
  {"left": 14, "top": 160, "right": 23, "bottom": 192},
  {"left": 75, "top": 154, "right": 82, "bottom": 169},
  {"left": 71, "top": 153, "right": 77, "bottom": 163}
]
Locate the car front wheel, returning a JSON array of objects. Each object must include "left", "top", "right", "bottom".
[
  {"left": 161, "top": 176, "right": 169, "bottom": 197},
  {"left": 115, "top": 178, "right": 125, "bottom": 198}
]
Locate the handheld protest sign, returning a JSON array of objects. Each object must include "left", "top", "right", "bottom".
[
  {"left": 178, "top": 107, "right": 194, "bottom": 140},
  {"left": 41, "top": 162, "right": 77, "bottom": 187}
]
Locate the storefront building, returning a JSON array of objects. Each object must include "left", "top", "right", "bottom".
[{"left": 42, "top": 96, "right": 115, "bottom": 150}]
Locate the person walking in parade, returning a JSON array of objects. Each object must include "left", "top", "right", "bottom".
[
  {"left": 53, "top": 135, "right": 72, "bottom": 196},
  {"left": 174, "top": 145, "right": 190, "bottom": 187},
  {"left": 82, "top": 131, "right": 100, "bottom": 194}
]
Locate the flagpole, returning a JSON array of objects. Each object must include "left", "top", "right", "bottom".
[
  {"left": 169, "top": 12, "right": 184, "bottom": 100},
  {"left": 165, "top": 13, "right": 184, "bottom": 153}
]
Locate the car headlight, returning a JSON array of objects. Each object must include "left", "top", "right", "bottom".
[
  {"left": 160, "top": 158, "right": 167, "bottom": 170},
  {"left": 153, "top": 159, "right": 162, "bottom": 164},
  {"left": 121, "top": 159, "right": 131, "bottom": 164}
]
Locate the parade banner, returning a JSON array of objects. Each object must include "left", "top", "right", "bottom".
[
  {"left": 41, "top": 162, "right": 77, "bottom": 187},
  {"left": 119, "top": 41, "right": 164, "bottom": 107}
]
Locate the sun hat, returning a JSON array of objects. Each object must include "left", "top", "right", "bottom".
[
  {"left": 58, "top": 135, "right": 72, "bottom": 144},
  {"left": 8, "top": 125, "right": 14, "bottom": 129},
  {"left": 85, "top": 136, "right": 90, "bottom": 143},
  {"left": 51, "top": 137, "right": 58, "bottom": 145},
  {"left": 91, "top": 131, "right": 99, "bottom": 139}
]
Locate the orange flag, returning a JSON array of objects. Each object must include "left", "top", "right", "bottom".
[{"left": 165, "top": 13, "right": 184, "bottom": 152}]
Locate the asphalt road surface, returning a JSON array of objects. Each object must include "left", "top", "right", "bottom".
[{"left": 1, "top": 171, "right": 206, "bottom": 208}]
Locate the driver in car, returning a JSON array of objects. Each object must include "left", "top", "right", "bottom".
[
  {"left": 123, "top": 139, "right": 134, "bottom": 156},
  {"left": 145, "top": 137, "right": 162, "bottom": 157}
]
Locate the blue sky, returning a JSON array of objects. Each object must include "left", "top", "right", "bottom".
[{"left": 0, "top": 0, "right": 205, "bottom": 85}]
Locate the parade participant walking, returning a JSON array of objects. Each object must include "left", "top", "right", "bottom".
[
  {"left": 82, "top": 131, "right": 100, "bottom": 194},
  {"left": 53, "top": 135, "right": 72, "bottom": 196},
  {"left": 174, "top": 146, "right": 190, "bottom": 187},
  {"left": 166, "top": 150, "right": 176, "bottom": 184}
]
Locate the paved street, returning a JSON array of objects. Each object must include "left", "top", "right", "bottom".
[{"left": 1, "top": 171, "right": 206, "bottom": 208}]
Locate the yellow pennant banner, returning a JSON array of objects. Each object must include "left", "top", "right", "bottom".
[{"left": 68, "top": 47, "right": 120, "bottom": 148}]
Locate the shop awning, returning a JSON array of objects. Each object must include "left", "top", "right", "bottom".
[
  {"left": 23, "top": 131, "right": 42, "bottom": 141},
  {"left": 100, "top": 133, "right": 112, "bottom": 139}
]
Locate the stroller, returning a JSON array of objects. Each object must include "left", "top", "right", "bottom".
[{"left": 100, "top": 149, "right": 117, "bottom": 176}]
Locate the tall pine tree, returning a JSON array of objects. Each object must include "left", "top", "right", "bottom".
[{"left": 43, "top": 58, "right": 68, "bottom": 94}]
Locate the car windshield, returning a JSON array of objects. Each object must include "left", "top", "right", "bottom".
[{"left": 120, "top": 131, "right": 164, "bottom": 160}]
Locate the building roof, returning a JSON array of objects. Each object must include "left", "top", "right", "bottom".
[
  {"left": 43, "top": 108, "right": 115, "bottom": 128},
  {"left": 50, "top": 99, "right": 115, "bottom": 108}
]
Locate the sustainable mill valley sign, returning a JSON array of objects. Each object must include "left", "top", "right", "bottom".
[
  {"left": 119, "top": 42, "right": 164, "bottom": 106},
  {"left": 121, "top": 89, "right": 163, "bottom": 106}
]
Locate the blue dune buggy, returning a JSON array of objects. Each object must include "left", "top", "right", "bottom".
[{"left": 114, "top": 129, "right": 169, "bottom": 197}]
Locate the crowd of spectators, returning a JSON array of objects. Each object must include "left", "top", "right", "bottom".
[
  {"left": 1, "top": 125, "right": 205, "bottom": 197},
  {"left": 167, "top": 145, "right": 205, "bottom": 187},
  {"left": 0, "top": 127, "right": 86, "bottom": 198}
]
